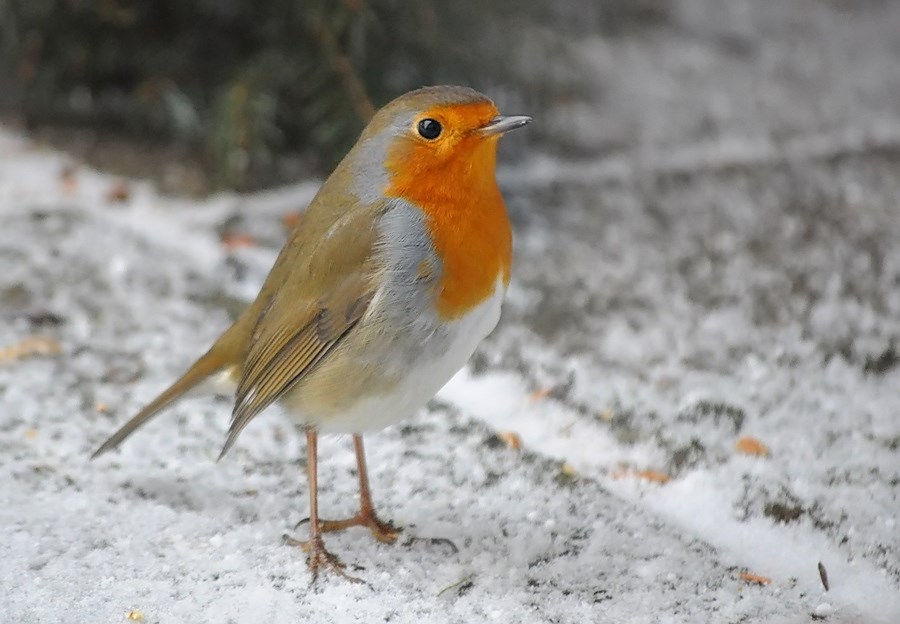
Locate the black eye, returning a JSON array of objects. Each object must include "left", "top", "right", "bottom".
[{"left": 417, "top": 118, "right": 442, "bottom": 140}]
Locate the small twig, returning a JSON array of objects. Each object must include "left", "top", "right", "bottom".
[
  {"left": 437, "top": 573, "right": 475, "bottom": 597},
  {"left": 313, "top": 14, "right": 375, "bottom": 123},
  {"left": 818, "top": 561, "right": 829, "bottom": 591},
  {"left": 403, "top": 535, "right": 459, "bottom": 555}
]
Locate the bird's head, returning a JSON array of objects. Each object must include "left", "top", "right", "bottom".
[{"left": 343, "top": 86, "right": 530, "bottom": 203}]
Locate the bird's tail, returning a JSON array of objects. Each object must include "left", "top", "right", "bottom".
[{"left": 91, "top": 321, "right": 247, "bottom": 458}]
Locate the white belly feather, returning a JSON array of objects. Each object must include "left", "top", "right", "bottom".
[{"left": 314, "top": 277, "right": 505, "bottom": 433}]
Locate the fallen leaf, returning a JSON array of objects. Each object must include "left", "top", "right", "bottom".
[
  {"left": 527, "top": 388, "right": 551, "bottom": 403},
  {"left": 282, "top": 212, "right": 302, "bottom": 229},
  {"left": 60, "top": 166, "right": 78, "bottom": 196},
  {"left": 95, "top": 402, "right": 111, "bottom": 414},
  {"left": 611, "top": 469, "right": 671, "bottom": 484},
  {"left": 126, "top": 610, "right": 144, "bottom": 621},
  {"left": 635, "top": 470, "right": 671, "bottom": 484},
  {"left": 105, "top": 181, "right": 131, "bottom": 203},
  {"left": 221, "top": 232, "right": 256, "bottom": 249},
  {"left": 0, "top": 336, "right": 62, "bottom": 364},
  {"left": 497, "top": 431, "right": 522, "bottom": 450},
  {"left": 739, "top": 571, "right": 772, "bottom": 586},
  {"left": 25, "top": 429, "right": 38, "bottom": 440},
  {"left": 598, "top": 408, "right": 614, "bottom": 422},
  {"left": 560, "top": 462, "right": 578, "bottom": 477},
  {"left": 735, "top": 436, "right": 770, "bottom": 457}
]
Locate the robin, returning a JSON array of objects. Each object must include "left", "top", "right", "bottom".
[{"left": 93, "top": 85, "right": 531, "bottom": 580}]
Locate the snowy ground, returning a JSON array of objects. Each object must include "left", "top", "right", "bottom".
[{"left": 2, "top": 1, "right": 900, "bottom": 622}]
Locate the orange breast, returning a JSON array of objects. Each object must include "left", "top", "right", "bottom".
[{"left": 386, "top": 132, "right": 512, "bottom": 320}]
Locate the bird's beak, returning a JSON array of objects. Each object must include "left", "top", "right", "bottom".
[{"left": 479, "top": 115, "right": 532, "bottom": 136}]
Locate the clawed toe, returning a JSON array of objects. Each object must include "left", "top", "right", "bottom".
[
  {"left": 283, "top": 534, "right": 365, "bottom": 584},
  {"left": 286, "top": 433, "right": 405, "bottom": 584}
]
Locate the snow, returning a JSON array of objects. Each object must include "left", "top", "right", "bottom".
[
  {"left": 3, "top": 1, "right": 900, "bottom": 621},
  {"left": 2, "top": 133, "right": 896, "bottom": 624}
]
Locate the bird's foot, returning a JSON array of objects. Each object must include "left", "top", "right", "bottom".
[
  {"left": 321, "top": 510, "right": 401, "bottom": 544},
  {"left": 282, "top": 534, "right": 365, "bottom": 584},
  {"left": 296, "top": 508, "right": 401, "bottom": 544}
]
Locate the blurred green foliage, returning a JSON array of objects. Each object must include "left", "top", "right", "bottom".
[{"left": 0, "top": 0, "right": 667, "bottom": 188}]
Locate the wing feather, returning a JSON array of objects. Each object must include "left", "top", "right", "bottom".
[{"left": 216, "top": 196, "right": 390, "bottom": 459}]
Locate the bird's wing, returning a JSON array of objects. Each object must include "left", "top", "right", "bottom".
[{"left": 220, "top": 200, "right": 385, "bottom": 458}]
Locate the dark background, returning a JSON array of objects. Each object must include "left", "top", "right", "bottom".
[{"left": 0, "top": 0, "right": 665, "bottom": 190}]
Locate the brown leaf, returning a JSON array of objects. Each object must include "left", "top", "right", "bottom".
[
  {"left": 0, "top": 336, "right": 62, "bottom": 364},
  {"left": 527, "top": 388, "right": 551, "bottom": 403},
  {"left": 739, "top": 571, "right": 772, "bottom": 586},
  {"left": 610, "top": 467, "right": 671, "bottom": 483},
  {"left": 221, "top": 232, "right": 257, "bottom": 249},
  {"left": 497, "top": 431, "right": 522, "bottom": 451},
  {"left": 105, "top": 181, "right": 131, "bottom": 203},
  {"left": 60, "top": 166, "right": 78, "bottom": 196},
  {"left": 735, "top": 436, "right": 770, "bottom": 457},
  {"left": 635, "top": 470, "right": 671, "bottom": 484},
  {"left": 282, "top": 212, "right": 302, "bottom": 230}
]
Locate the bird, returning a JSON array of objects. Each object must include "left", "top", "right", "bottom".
[{"left": 92, "top": 85, "right": 531, "bottom": 581}]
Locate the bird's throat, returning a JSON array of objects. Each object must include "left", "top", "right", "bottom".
[{"left": 386, "top": 140, "right": 512, "bottom": 320}]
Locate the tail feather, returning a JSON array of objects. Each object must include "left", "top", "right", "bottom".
[{"left": 91, "top": 324, "right": 245, "bottom": 458}]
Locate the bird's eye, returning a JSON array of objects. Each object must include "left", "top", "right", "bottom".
[{"left": 417, "top": 118, "right": 442, "bottom": 140}]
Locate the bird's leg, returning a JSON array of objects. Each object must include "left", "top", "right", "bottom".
[
  {"left": 283, "top": 429, "right": 363, "bottom": 583},
  {"left": 317, "top": 434, "right": 401, "bottom": 543}
]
